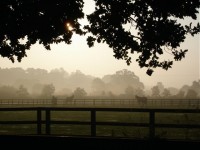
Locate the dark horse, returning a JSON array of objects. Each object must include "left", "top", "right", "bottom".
[
  {"left": 52, "top": 96, "right": 57, "bottom": 105},
  {"left": 135, "top": 95, "right": 147, "bottom": 106},
  {"left": 65, "top": 95, "right": 74, "bottom": 104}
]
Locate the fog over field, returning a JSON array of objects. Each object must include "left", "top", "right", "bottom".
[{"left": 0, "top": 67, "right": 199, "bottom": 100}]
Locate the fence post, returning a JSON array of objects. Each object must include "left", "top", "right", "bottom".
[
  {"left": 149, "top": 111, "right": 155, "bottom": 139},
  {"left": 91, "top": 110, "right": 96, "bottom": 137},
  {"left": 37, "top": 109, "right": 42, "bottom": 135},
  {"left": 93, "top": 99, "right": 95, "bottom": 106},
  {"left": 45, "top": 109, "right": 51, "bottom": 135}
]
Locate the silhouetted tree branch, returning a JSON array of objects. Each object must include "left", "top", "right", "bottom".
[
  {"left": 0, "top": 0, "right": 199, "bottom": 75},
  {"left": 0, "top": 0, "right": 84, "bottom": 62}
]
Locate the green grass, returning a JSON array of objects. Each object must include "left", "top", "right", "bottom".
[
  {"left": 0, "top": 111, "right": 36, "bottom": 121},
  {"left": 0, "top": 109, "right": 199, "bottom": 140},
  {"left": 0, "top": 124, "right": 36, "bottom": 135}
]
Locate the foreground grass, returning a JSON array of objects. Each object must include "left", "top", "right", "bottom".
[{"left": 0, "top": 108, "right": 199, "bottom": 140}]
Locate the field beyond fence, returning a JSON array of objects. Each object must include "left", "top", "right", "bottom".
[{"left": 0, "top": 105, "right": 200, "bottom": 141}]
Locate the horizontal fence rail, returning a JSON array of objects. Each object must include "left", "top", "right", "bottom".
[
  {"left": 0, "top": 107, "right": 200, "bottom": 140},
  {"left": 0, "top": 99, "right": 199, "bottom": 109}
]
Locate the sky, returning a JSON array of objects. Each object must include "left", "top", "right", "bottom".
[{"left": 0, "top": 0, "right": 199, "bottom": 89}]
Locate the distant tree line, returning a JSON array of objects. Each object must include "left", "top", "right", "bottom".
[{"left": 0, "top": 67, "right": 199, "bottom": 99}]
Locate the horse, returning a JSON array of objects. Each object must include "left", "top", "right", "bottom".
[
  {"left": 51, "top": 96, "right": 57, "bottom": 105},
  {"left": 135, "top": 95, "right": 147, "bottom": 106},
  {"left": 65, "top": 95, "right": 74, "bottom": 104}
]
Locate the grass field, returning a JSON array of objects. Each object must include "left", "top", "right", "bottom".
[{"left": 0, "top": 107, "right": 200, "bottom": 140}]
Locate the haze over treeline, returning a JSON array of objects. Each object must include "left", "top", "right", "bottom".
[{"left": 0, "top": 67, "right": 199, "bottom": 99}]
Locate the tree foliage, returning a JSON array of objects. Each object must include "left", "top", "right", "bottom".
[
  {"left": 151, "top": 85, "right": 160, "bottom": 98},
  {"left": 102, "top": 69, "right": 144, "bottom": 94},
  {"left": 0, "top": 0, "right": 199, "bottom": 75},
  {"left": 73, "top": 87, "right": 87, "bottom": 98},
  {"left": 0, "top": 0, "right": 84, "bottom": 62},
  {"left": 91, "top": 78, "right": 105, "bottom": 94},
  {"left": 41, "top": 84, "right": 55, "bottom": 98},
  {"left": 16, "top": 85, "right": 30, "bottom": 98}
]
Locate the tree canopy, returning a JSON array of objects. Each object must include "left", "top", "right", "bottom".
[{"left": 0, "top": 0, "right": 199, "bottom": 75}]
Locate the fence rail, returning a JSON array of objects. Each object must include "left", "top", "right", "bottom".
[
  {"left": 0, "top": 107, "right": 200, "bottom": 139},
  {"left": 0, "top": 98, "right": 199, "bottom": 109}
]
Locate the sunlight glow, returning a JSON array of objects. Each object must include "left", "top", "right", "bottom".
[{"left": 66, "top": 23, "right": 73, "bottom": 31}]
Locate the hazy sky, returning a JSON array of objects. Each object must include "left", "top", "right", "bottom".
[{"left": 0, "top": 0, "right": 199, "bottom": 89}]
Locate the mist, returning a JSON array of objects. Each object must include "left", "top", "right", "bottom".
[{"left": 0, "top": 67, "right": 199, "bottom": 100}]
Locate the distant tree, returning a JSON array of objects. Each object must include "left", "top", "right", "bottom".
[
  {"left": 16, "top": 85, "right": 30, "bottom": 99},
  {"left": 41, "top": 84, "right": 55, "bottom": 98},
  {"left": 151, "top": 86, "right": 160, "bottom": 98},
  {"left": 1, "top": 1, "right": 199, "bottom": 75},
  {"left": 103, "top": 69, "right": 144, "bottom": 95},
  {"left": 57, "top": 87, "right": 72, "bottom": 96},
  {"left": 156, "top": 82, "right": 165, "bottom": 93},
  {"left": 68, "top": 70, "right": 94, "bottom": 92},
  {"left": 175, "top": 90, "right": 185, "bottom": 99},
  {"left": 167, "top": 87, "right": 179, "bottom": 96},
  {"left": 73, "top": 87, "right": 87, "bottom": 99},
  {"left": 107, "top": 91, "right": 115, "bottom": 98},
  {"left": 91, "top": 78, "right": 106, "bottom": 95},
  {"left": 48, "top": 68, "right": 68, "bottom": 90},
  {"left": 162, "top": 88, "right": 171, "bottom": 98},
  {"left": 185, "top": 89, "right": 198, "bottom": 99},
  {"left": 26, "top": 68, "right": 48, "bottom": 79},
  {"left": 190, "top": 80, "right": 200, "bottom": 97},
  {"left": 32, "top": 83, "right": 44, "bottom": 95},
  {"left": 180, "top": 85, "right": 190, "bottom": 94},
  {"left": 135, "top": 88, "right": 145, "bottom": 97},
  {"left": 124, "top": 86, "right": 135, "bottom": 98},
  {"left": 0, "top": 85, "right": 17, "bottom": 99},
  {"left": 0, "top": 67, "right": 26, "bottom": 85}
]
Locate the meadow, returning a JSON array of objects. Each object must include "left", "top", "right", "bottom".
[{"left": 0, "top": 102, "right": 200, "bottom": 140}]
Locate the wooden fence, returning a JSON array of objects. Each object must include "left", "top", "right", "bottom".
[
  {"left": 0, "top": 107, "right": 200, "bottom": 140},
  {"left": 0, "top": 98, "right": 199, "bottom": 108}
]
